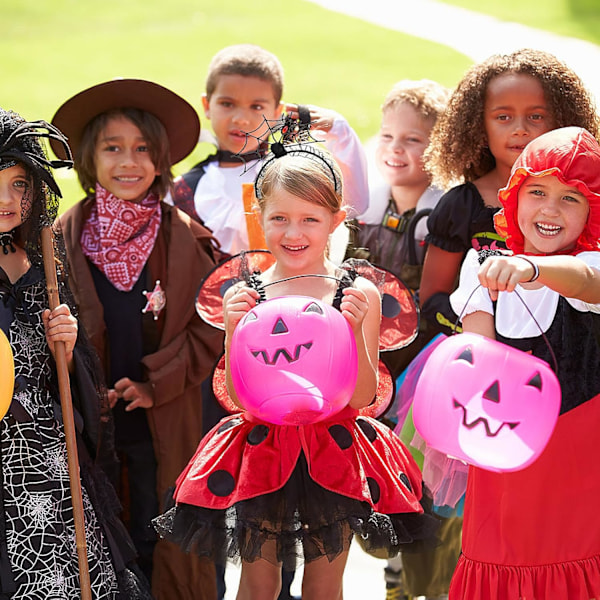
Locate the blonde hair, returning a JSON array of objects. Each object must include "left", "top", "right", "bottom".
[
  {"left": 205, "top": 44, "right": 284, "bottom": 104},
  {"left": 256, "top": 151, "right": 343, "bottom": 214},
  {"left": 382, "top": 79, "right": 450, "bottom": 122}
]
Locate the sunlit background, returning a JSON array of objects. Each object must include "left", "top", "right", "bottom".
[{"left": 2, "top": 0, "right": 599, "bottom": 207}]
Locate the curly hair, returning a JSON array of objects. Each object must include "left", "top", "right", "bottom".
[
  {"left": 382, "top": 79, "right": 450, "bottom": 123},
  {"left": 425, "top": 49, "right": 600, "bottom": 188}
]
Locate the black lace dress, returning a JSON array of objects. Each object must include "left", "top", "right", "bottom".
[{"left": 0, "top": 265, "right": 151, "bottom": 600}]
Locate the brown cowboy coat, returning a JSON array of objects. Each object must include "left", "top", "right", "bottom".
[{"left": 60, "top": 198, "right": 223, "bottom": 600}]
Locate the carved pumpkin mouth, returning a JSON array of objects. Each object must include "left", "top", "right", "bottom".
[
  {"left": 453, "top": 399, "right": 520, "bottom": 438},
  {"left": 251, "top": 342, "right": 313, "bottom": 366}
]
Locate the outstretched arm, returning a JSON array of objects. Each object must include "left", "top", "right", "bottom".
[{"left": 478, "top": 254, "right": 600, "bottom": 303}]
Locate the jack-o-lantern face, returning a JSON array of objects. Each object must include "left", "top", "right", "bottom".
[
  {"left": 229, "top": 296, "right": 358, "bottom": 425},
  {"left": 412, "top": 333, "right": 561, "bottom": 472}
]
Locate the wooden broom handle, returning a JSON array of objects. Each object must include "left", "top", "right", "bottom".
[{"left": 40, "top": 227, "right": 92, "bottom": 600}]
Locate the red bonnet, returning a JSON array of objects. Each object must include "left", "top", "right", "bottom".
[{"left": 498, "top": 127, "right": 600, "bottom": 255}]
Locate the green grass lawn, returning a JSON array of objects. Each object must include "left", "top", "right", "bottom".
[
  {"left": 2, "top": 0, "right": 472, "bottom": 209},
  {"left": 3, "top": 0, "right": 599, "bottom": 210},
  {"left": 440, "top": 0, "right": 600, "bottom": 44}
]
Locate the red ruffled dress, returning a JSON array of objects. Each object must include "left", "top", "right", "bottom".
[
  {"left": 451, "top": 394, "right": 600, "bottom": 600},
  {"left": 449, "top": 251, "right": 600, "bottom": 600},
  {"left": 154, "top": 260, "right": 437, "bottom": 568}
]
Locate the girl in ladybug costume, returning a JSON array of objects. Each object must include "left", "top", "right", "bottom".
[
  {"left": 155, "top": 139, "right": 437, "bottom": 599},
  {"left": 449, "top": 126, "right": 600, "bottom": 599}
]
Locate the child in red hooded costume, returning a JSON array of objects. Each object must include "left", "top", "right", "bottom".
[{"left": 449, "top": 127, "right": 600, "bottom": 599}]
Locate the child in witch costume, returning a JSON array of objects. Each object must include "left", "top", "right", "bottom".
[
  {"left": 449, "top": 127, "right": 600, "bottom": 599},
  {"left": 155, "top": 134, "right": 437, "bottom": 599},
  {"left": 52, "top": 80, "right": 224, "bottom": 600},
  {"left": 0, "top": 109, "right": 152, "bottom": 598}
]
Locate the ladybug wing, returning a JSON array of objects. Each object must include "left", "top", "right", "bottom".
[
  {"left": 175, "top": 414, "right": 302, "bottom": 509},
  {"left": 339, "top": 259, "right": 419, "bottom": 351},
  {"left": 358, "top": 359, "right": 395, "bottom": 419},
  {"left": 303, "top": 414, "right": 423, "bottom": 515},
  {"left": 195, "top": 250, "right": 276, "bottom": 330},
  {"left": 379, "top": 268, "right": 419, "bottom": 351},
  {"left": 212, "top": 354, "right": 242, "bottom": 415}
]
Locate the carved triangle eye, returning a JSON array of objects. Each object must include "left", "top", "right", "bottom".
[
  {"left": 526, "top": 372, "right": 543, "bottom": 391},
  {"left": 456, "top": 347, "right": 473, "bottom": 364},
  {"left": 245, "top": 312, "right": 258, "bottom": 323},
  {"left": 304, "top": 302, "right": 324, "bottom": 315},
  {"left": 483, "top": 381, "right": 500, "bottom": 403},
  {"left": 272, "top": 318, "right": 288, "bottom": 334}
]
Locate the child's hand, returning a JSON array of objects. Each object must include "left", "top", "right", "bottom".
[
  {"left": 107, "top": 389, "right": 119, "bottom": 409},
  {"left": 42, "top": 305, "right": 77, "bottom": 368},
  {"left": 284, "top": 103, "right": 336, "bottom": 133},
  {"left": 223, "top": 285, "right": 260, "bottom": 338},
  {"left": 112, "top": 378, "right": 155, "bottom": 411},
  {"left": 478, "top": 255, "right": 537, "bottom": 301},
  {"left": 340, "top": 287, "right": 370, "bottom": 331}
]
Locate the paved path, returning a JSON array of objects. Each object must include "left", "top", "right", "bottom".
[
  {"left": 305, "top": 0, "right": 600, "bottom": 101},
  {"left": 224, "top": 542, "right": 386, "bottom": 599}
]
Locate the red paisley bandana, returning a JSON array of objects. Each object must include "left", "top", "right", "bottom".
[{"left": 81, "top": 184, "right": 161, "bottom": 291}]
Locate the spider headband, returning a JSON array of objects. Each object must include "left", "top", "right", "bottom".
[
  {"left": 234, "top": 108, "right": 342, "bottom": 201},
  {"left": 0, "top": 109, "right": 73, "bottom": 198}
]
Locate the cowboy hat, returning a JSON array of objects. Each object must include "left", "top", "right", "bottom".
[{"left": 51, "top": 78, "right": 200, "bottom": 165}]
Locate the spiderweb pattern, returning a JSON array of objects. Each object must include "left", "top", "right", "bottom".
[
  {"left": 234, "top": 112, "right": 342, "bottom": 200},
  {"left": 4, "top": 278, "right": 117, "bottom": 599},
  {"left": 235, "top": 112, "right": 319, "bottom": 167}
]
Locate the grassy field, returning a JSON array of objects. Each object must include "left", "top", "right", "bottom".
[
  {"left": 439, "top": 0, "right": 600, "bottom": 43},
  {"left": 3, "top": 0, "right": 598, "bottom": 209},
  {"left": 2, "top": 0, "right": 471, "bottom": 208}
]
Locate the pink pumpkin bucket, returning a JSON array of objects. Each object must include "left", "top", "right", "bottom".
[
  {"left": 412, "top": 332, "right": 561, "bottom": 472},
  {"left": 229, "top": 296, "right": 358, "bottom": 425}
]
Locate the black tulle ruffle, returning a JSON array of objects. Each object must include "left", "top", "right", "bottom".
[{"left": 155, "top": 455, "right": 438, "bottom": 570}]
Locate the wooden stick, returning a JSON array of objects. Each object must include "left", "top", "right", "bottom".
[{"left": 40, "top": 227, "right": 92, "bottom": 600}]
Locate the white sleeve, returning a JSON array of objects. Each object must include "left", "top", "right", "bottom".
[
  {"left": 566, "top": 251, "right": 600, "bottom": 313},
  {"left": 322, "top": 115, "right": 369, "bottom": 218},
  {"left": 450, "top": 249, "right": 494, "bottom": 318}
]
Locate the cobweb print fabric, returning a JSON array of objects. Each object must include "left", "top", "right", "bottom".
[{"left": 4, "top": 275, "right": 118, "bottom": 599}]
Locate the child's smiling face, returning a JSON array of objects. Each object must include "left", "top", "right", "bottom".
[
  {"left": 93, "top": 115, "right": 159, "bottom": 203},
  {"left": 260, "top": 187, "right": 344, "bottom": 273},
  {"left": 375, "top": 102, "right": 433, "bottom": 193},
  {"left": 517, "top": 174, "right": 589, "bottom": 255},
  {"left": 0, "top": 164, "right": 29, "bottom": 232}
]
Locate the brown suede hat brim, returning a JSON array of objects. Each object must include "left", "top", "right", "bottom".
[{"left": 50, "top": 78, "right": 200, "bottom": 165}]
